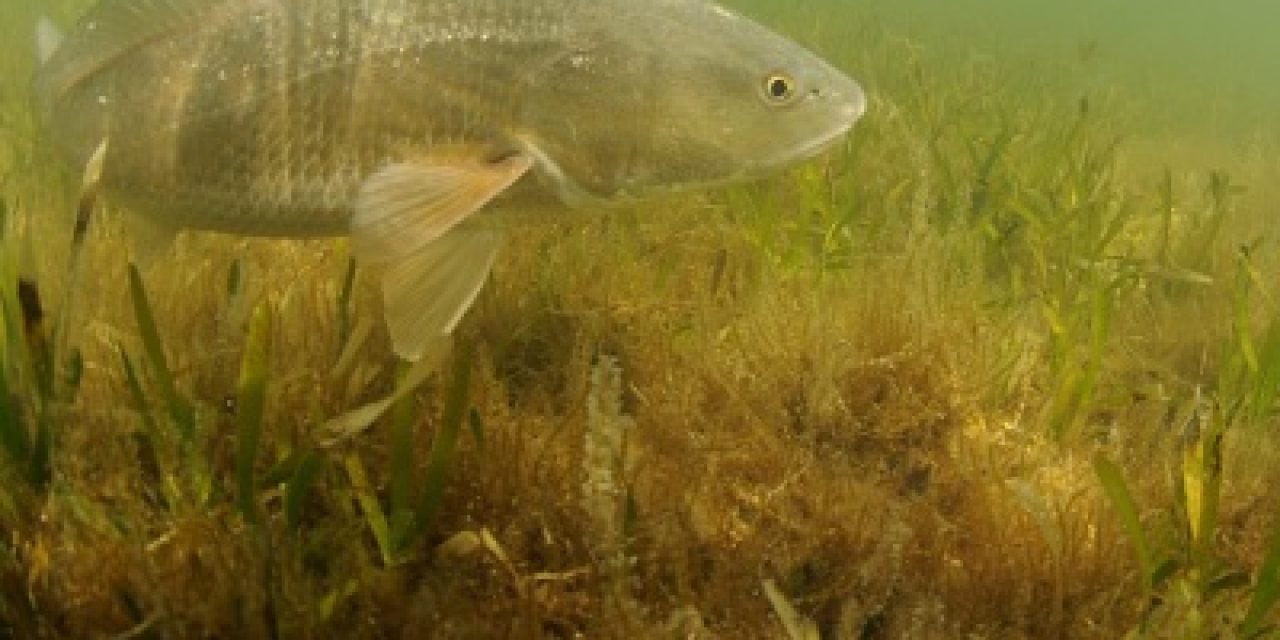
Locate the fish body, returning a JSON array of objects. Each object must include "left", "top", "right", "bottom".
[{"left": 36, "top": 0, "right": 866, "bottom": 359}]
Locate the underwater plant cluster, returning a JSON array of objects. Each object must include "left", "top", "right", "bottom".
[{"left": 2, "top": 0, "right": 1280, "bottom": 637}]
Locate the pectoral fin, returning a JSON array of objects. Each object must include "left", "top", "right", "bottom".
[
  {"left": 351, "top": 153, "right": 531, "bottom": 265},
  {"left": 380, "top": 225, "right": 501, "bottom": 361},
  {"left": 351, "top": 153, "right": 530, "bottom": 360}
]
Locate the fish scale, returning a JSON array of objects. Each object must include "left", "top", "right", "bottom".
[
  {"left": 43, "top": 0, "right": 580, "bottom": 235},
  {"left": 36, "top": 0, "right": 865, "bottom": 359}
]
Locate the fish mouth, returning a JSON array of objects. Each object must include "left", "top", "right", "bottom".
[
  {"left": 762, "top": 89, "right": 867, "bottom": 171},
  {"left": 789, "top": 119, "right": 855, "bottom": 163},
  {"left": 805, "top": 88, "right": 867, "bottom": 153},
  {"left": 762, "top": 117, "right": 858, "bottom": 174}
]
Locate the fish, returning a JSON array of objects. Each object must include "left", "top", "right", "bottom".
[{"left": 35, "top": 0, "right": 866, "bottom": 361}]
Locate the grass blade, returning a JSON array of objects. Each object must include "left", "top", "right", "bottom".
[
  {"left": 1241, "top": 519, "right": 1280, "bottom": 637},
  {"left": 235, "top": 303, "right": 272, "bottom": 524},
  {"left": 1093, "top": 453, "right": 1158, "bottom": 591},
  {"left": 411, "top": 345, "right": 473, "bottom": 543},
  {"left": 118, "top": 347, "right": 159, "bottom": 435},
  {"left": 319, "top": 339, "right": 443, "bottom": 445},
  {"left": 9, "top": 269, "right": 52, "bottom": 399},
  {"left": 127, "top": 263, "right": 194, "bottom": 439},
  {"left": 27, "top": 411, "right": 51, "bottom": 490},
  {"left": 344, "top": 454, "right": 394, "bottom": 566},
  {"left": 284, "top": 451, "right": 323, "bottom": 532},
  {"left": 467, "top": 408, "right": 485, "bottom": 451},
  {"left": 1248, "top": 318, "right": 1280, "bottom": 422},
  {"left": 336, "top": 258, "right": 357, "bottom": 349},
  {"left": 0, "top": 368, "right": 29, "bottom": 465},
  {"left": 1181, "top": 403, "right": 1223, "bottom": 586},
  {"left": 388, "top": 361, "right": 418, "bottom": 549},
  {"left": 261, "top": 451, "right": 303, "bottom": 488},
  {"left": 119, "top": 346, "right": 168, "bottom": 507},
  {"left": 762, "top": 578, "right": 820, "bottom": 640}
]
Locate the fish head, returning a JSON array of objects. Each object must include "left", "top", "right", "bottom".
[{"left": 514, "top": 0, "right": 866, "bottom": 206}]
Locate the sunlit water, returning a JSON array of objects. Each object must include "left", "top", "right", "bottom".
[
  {"left": 728, "top": 0, "right": 1279, "bottom": 159},
  {"left": 878, "top": 0, "right": 1279, "bottom": 142}
]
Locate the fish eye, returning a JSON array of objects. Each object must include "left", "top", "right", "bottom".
[{"left": 762, "top": 71, "right": 797, "bottom": 104}]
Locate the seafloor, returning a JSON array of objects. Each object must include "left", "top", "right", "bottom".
[{"left": 2, "top": 1, "right": 1279, "bottom": 638}]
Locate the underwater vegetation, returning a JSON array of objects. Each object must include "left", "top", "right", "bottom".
[{"left": 2, "top": 0, "right": 1280, "bottom": 638}]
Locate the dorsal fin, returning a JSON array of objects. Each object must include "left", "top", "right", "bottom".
[{"left": 39, "top": 0, "right": 226, "bottom": 99}]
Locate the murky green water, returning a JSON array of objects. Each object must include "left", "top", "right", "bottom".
[
  {"left": 2, "top": 3, "right": 1280, "bottom": 636},
  {"left": 726, "top": 0, "right": 1280, "bottom": 152},
  {"left": 875, "top": 0, "right": 1279, "bottom": 139}
]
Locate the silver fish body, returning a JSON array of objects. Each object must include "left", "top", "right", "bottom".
[{"left": 37, "top": 0, "right": 866, "bottom": 358}]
